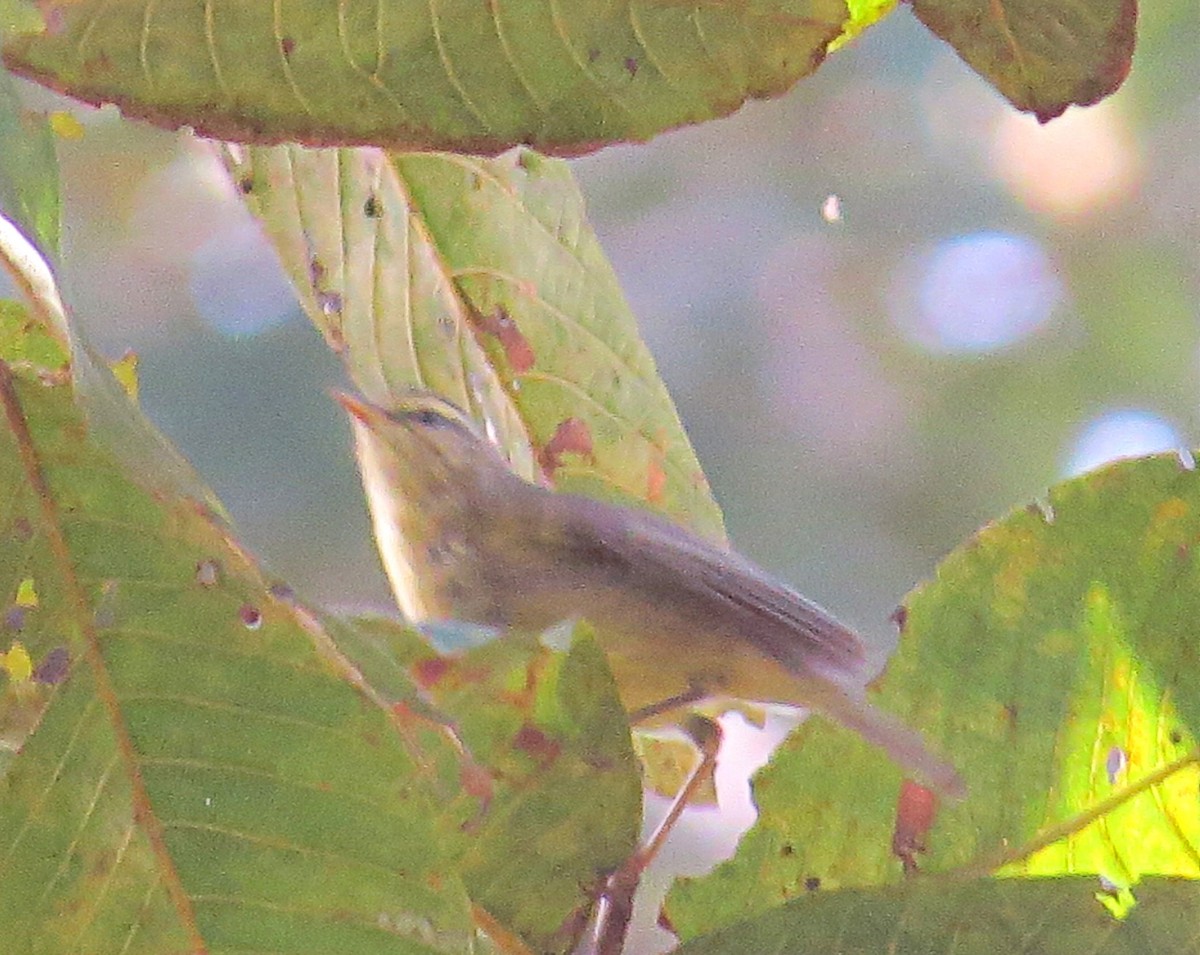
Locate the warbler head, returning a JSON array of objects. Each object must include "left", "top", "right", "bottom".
[{"left": 333, "top": 390, "right": 512, "bottom": 498}]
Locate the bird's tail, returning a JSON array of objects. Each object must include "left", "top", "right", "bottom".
[{"left": 809, "top": 678, "right": 966, "bottom": 800}]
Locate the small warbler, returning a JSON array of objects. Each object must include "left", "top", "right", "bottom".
[{"left": 337, "top": 390, "right": 964, "bottom": 798}]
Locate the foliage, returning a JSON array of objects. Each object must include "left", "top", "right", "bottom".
[{"left": 0, "top": 1, "right": 1184, "bottom": 954}]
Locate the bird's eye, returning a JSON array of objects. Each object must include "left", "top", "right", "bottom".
[{"left": 409, "top": 408, "right": 448, "bottom": 428}]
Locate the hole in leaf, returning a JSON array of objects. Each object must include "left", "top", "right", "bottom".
[
  {"left": 195, "top": 558, "right": 221, "bottom": 588},
  {"left": 1105, "top": 746, "right": 1127, "bottom": 784}
]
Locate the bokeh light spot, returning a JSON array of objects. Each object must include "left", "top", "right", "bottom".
[
  {"left": 991, "top": 101, "right": 1140, "bottom": 218},
  {"left": 1064, "top": 410, "right": 1185, "bottom": 477},
  {"left": 189, "top": 220, "right": 297, "bottom": 336},
  {"left": 894, "top": 232, "right": 1063, "bottom": 354}
]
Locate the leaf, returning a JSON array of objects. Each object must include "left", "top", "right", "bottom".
[
  {"left": 357, "top": 619, "right": 643, "bottom": 954},
  {"left": 224, "top": 143, "right": 726, "bottom": 540},
  {"left": 4, "top": 0, "right": 848, "bottom": 155},
  {"left": 911, "top": 0, "right": 1137, "bottom": 122},
  {"left": 0, "top": 304, "right": 477, "bottom": 950},
  {"left": 670, "top": 876, "right": 1200, "bottom": 954},
  {"left": 0, "top": 69, "right": 58, "bottom": 257},
  {"left": 667, "top": 453, "right": 1200, "bottom": 940}
]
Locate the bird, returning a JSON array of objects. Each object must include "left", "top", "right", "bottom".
[{"left": 335, "top": 389, "right": 964, "bottom": 799}]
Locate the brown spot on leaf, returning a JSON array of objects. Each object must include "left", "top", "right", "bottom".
[
  {"left": 363, "top": 194, "right": 383, "bottom": 218},
  {"left": 237, "top": 174, "right": 254, "bottom": 194},
  {"left": 239, "top": 604, "right": 263, "bottom": 630},
  {"left": 892, "top": 779, "right": 938, "bottom": 875},
  {"left": 804, "top": 876, "right": 821, "bottom": 891},
  {"left": 624, "top": 57, "right": 639, "bottom": 77},
  {"left": 890, "top": 605, "right": 908, "bottom": 631},
  {"left": 475, "top": 305, "right": 535, "bottom": 373},
  {"left": 280, "top": 36, "right": 296, "bottom": 58},
  {"left": 537, "top": 418, "right": 594, "bottom": 478},
  {"left": 308, "top": 256, "right": 326, "bottom": 287}
]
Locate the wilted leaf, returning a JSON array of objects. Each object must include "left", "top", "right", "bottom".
[
  {"left": 667, "top": 453, "right": 1200, "bottom": 940},
  {"left": 225, "top": 144, "right": 725, "bottom": 540},
  {"left": 911, "top": 0, "right": 1137, "bottom": 122}
]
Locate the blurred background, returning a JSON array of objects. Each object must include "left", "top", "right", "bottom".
[{"left": 25, "top": 0, "right": 1200, "bottom": 948}]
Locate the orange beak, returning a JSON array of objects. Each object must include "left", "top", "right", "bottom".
[{"left": 330, "top": 389, "right": 376, "bottom": 425}]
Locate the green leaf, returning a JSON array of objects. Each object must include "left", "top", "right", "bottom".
[
  {"left": 0, "top": 70, "right": 58, "bottom": 257},
  {"left": 911, "top": 0, "right": 1137, "bottom": 122},
  {"left": 667, "top": 453, "right": 1200, "bottom": 940},
  {"left": 0, "top": 306, "right": 477, "bottom": 952},
  {"left": 225, "top": 144, "right": 726, "bottom": 541},
  {"left": 3, "top": 0, "right": 848, "bottom": 155},
  {"left": 830, "top": 0, "right": 898, "bottom": 51},
  {"left": 671, "top": 876, "right": 1200, "bottom": 954},
  {"left": 397, "top": 623, "right": 642, "bottom": 954}
]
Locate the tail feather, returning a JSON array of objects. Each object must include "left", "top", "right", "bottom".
[{"left": 813, "top": 682, "right": 966, "bottom": 800}]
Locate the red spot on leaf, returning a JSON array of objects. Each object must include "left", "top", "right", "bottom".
[
  {"left": 646, "top": 454, "right": 666, "bottom": 504},
  {"left": 476, "top": 305, "right": 535, "bottom": 373},
  {"left": 460, "top": 761, "right": 495, "bottom": 808},
  {"left": 538, "top": 418, "right": 594, "bottom": 477},
  {"left": 513, "top": 723, "right": 562, "bottom": 767},
  {"left": 411, "top": 657, "right": 451, "bottom": 689},
  {"left": 892, "top": 779, "right": 938, "bottom": 875},
  {"left": 238, "top": 605, "right": 262, "bottom": 630}
]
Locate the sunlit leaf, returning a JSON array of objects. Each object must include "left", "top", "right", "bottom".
[{"left": 667, "top": 453, "right": 1200, "bottom": 939}]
